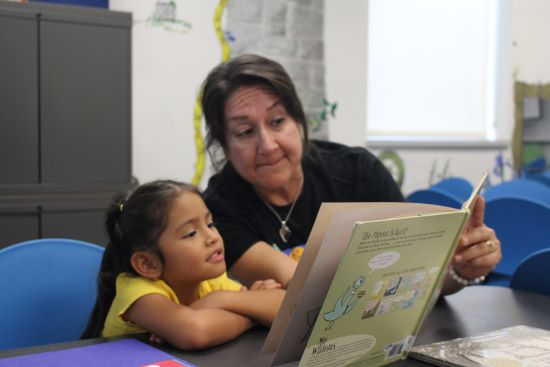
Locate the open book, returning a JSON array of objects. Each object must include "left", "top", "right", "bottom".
[
  {"left": 263, "top": 173, "right": 488, "bottom": 367},
  {"left": 409, "top": 325, "right": 550, "bottom": 367}
]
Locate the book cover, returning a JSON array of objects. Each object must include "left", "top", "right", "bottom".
[
  {"left": 264, "top": 173, "right": 488, "bottom": 367},
  {"left": 298, "top": 211, "right": 467, "bottom": 367},
  {"left": 409, "top": 325, "right": 550, "bottom": 367}
]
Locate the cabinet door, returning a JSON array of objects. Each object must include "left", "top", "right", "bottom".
[
  {"left": 0, "top": 14, "right": 39, "bottom": 184},
  {"left": 41, "top": 210, "right": 107, "bottom": 247},
  {"left": 0, "top": 211, "right": 40, "bottom": 249},
  {"left": 40, "top": 19, "right": 131, "bottom": 184}
]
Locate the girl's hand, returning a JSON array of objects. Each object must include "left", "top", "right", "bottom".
[
  {"left": 452, "top": 196, "right": 502, "bottom": 280},
  {"left": 249, "top": 279, "right": 282, "bottom": 291}
]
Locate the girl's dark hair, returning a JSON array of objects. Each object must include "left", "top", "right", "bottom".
[
  {"left": 81, "top": 180, "right": 200, "bottom": 339},
  {"left": 201, "top": 53, "right": 309, "bottom": 166}
]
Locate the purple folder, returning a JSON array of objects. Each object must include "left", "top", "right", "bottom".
[{"left": 0, "top": 339, "right": 197, "bottom": 367}]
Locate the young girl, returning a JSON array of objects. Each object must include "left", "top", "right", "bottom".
[{"left": 82, "top": 180, "right": 285, "bottom": 350}]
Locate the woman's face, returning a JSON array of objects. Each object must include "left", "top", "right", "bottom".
[{"left": 224, "top": 85, "right": 304, "bottom": 194}]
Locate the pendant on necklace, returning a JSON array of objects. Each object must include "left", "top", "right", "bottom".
[{"left": 279, "top": 220, "right": 292, "bottom": 243}]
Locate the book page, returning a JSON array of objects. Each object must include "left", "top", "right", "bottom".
[
  {"left": 265, "top": 202, "right": 456, "bottom": 366},
  {"left": 299, "top": 211, "right": 467, "bottom": 367},
  {"left": 461, "top": 172, "right": 488, "bottom": 213}
]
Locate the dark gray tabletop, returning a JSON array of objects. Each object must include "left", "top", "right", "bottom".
[{"left": 2, "top": 286, "right": 549, "bottom": 366}]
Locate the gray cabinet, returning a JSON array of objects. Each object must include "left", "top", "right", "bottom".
[
  {"left": 0, "top": 2, "right": 132, "bottom": 248},
  {"left": 0, "top": 13, "right": 39, "bottom": 185}
]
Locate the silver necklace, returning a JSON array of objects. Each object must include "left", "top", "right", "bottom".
[{"left": 260, "top": 193, "right": 300, "bottom": 244}]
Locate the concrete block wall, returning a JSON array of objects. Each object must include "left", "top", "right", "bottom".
[{"left": 226, "top": 0, "right": 328, "bottom": 139}]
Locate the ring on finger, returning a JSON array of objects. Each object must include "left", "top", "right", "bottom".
[{"left": 485, "top": 239, "right": 495, "bottom": 253}]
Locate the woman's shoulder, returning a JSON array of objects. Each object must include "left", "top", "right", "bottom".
[
  {"left": 307, "top": 139, "right": 380, "bottom": 175},
  {"left": 307, "top": 140, "right": 404, "bottom": 202},
  {"left": 204, "top": 164, "right": 255, "bottom": 207},
  {"left": 310, "top": 139, "right": 377, "bottom": 161}
]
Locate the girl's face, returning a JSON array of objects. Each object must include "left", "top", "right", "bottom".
[
  {"left": 156, "top": 192, "right": 226, "bottom": 289},
  {"left": 224, "top": 85, "right": 304, "bottom": 195}
]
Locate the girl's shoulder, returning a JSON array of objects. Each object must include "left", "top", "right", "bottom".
[
  {"left": 199, "top": 272, "right": 242, "bottom": 296},
  {"left": 116, "top": 273, "right": 179, "bottom": 303}
]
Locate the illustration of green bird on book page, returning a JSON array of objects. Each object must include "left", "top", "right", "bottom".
[{"left": 322, "top": 275, "right": 366, "bottom": 331}]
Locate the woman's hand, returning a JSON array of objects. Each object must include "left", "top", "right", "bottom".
[
  {"left": 452, "top": 196, "right": 502, "bottom": 281},
  {"left": 248, "top": 279, "right": 282, "bottom": 291}
]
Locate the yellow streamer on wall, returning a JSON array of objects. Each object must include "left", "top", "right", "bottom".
[
  {"left": 214, "top": 0, "right": 231, "bottom": 61},
  {"left": 191, "top": 0, "right": 231, "bottom": 185}
]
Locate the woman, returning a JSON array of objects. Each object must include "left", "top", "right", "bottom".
[{"left": 202, "top": 54, "right": 501, "bottom": 294}]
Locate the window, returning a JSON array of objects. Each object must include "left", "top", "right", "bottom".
[{"left": 366, "top": 0, "right": 498, "bottom": 140}]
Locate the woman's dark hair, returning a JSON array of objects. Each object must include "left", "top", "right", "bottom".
[
  {"left": 81, "top": 180, "right": 200, "bottom": 339},
  {"left": 201, "top": 53, "right": 309, "bottom": 163}
]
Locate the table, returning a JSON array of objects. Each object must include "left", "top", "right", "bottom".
[{"left": 1, "top": 286, "right": 549, "bottom": 366}]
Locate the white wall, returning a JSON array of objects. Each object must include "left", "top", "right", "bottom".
[
  {"left": 110, "top": 0, "right": 222, "bottom": 188},
  {"left": 324, "top": 0, "right": 368, "bottom": 147},
  {"left": 512, "top": 0, "right": 550, "bottom": 83},
  {"left": 324, "top": 0, "right": 550, "bottom": 194},
  {"left": 369, "top": 146, "right": 508, "bottom": 195}
]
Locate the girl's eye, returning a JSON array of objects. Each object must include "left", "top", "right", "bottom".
[
  {"left": 207, "top": 222, "right": 217, "bottom": 229},
  {"left": 182, "top": 230, "right": 196, "bottom": 239}
]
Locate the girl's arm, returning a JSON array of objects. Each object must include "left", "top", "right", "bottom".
[
  {"left": 125, "top": 293, "right": 255, "bottom": 350},
  {"left": 190, "top": 288, "right": 286, "bottom": 327}
]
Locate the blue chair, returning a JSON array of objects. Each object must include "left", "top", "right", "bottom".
[
  {"left": 526, "top": 170, "right": 550, "bottom": 188},
  {"left": 483, "top": 178, "right": 550, "bottom": 204},
  {"left": 431, "top": 176, "right": 473, "bottom": 202},
  {"left": 0, "top": 238, "right": 104, "bottom": 350},
  {"left": 510, "top": 248, "right": 550, "bottom": 296},
  {"left": 521, "top": 156, "right": 546, "bottom": 177},
  {"left": 407, "top": 187, "right": 463, "bottom": 209},
  {"left": 484, "top": 196, "right": 550, "bottom": 286}
]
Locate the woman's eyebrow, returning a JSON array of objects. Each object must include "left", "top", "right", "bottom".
[{"left": 226, "top": 115, "right": 250, "bottom": 124}]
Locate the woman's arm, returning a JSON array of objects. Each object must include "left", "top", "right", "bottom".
[
  {"left": 190, "top": 288, "right": 286, "bottom": 327},
  {"left": 125, "top": 293, "right": 255, "bottom": 350},
  {"left": 230, "top": 241, "right": 297, "bottom": 288}
]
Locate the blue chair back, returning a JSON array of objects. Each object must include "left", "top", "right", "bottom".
[
  {"left": 526, "top": 170, "right": 550, "bottom": 188},
  {"left": 0, "top": 238, "right": 104, "bottom": 350},
  {"left": 484, "top": 197, "right": 550, "bottom": 280},
  {"left": 510, "top": 248, "right": 550, "bottom": 296},
  {"left": 407, "top": 187, "right": 463, "bottom": 209},
  {"left": 484, "top": 178, "right": 550, "bottom": 204},
  {"left": 431, "top": 177, "right": 473, "bottom": 202}
]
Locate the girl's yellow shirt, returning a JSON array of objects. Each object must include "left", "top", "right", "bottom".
[{"left": 102, "top": 272, "right": 242, "bottom": 337}]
